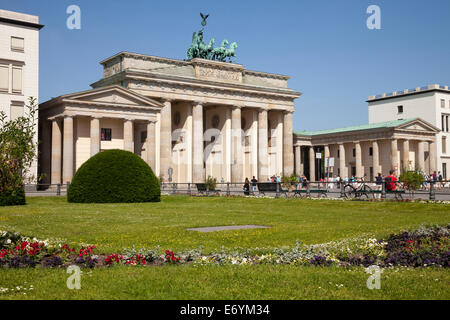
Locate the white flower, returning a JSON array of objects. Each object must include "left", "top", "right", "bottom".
[{"left": 6, "top": 239, "right": 11, "bottom": 244}]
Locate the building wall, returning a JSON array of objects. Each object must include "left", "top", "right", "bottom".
[
  {"left": 0, "top": 12, "right": 40, "bottom": 181},
  {"left": 369, "top": 90, "right": 450, "bottom": 177}
]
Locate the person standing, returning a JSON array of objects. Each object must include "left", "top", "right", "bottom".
[
  {"left": 385, "top": 170, "right": 397, "bottom": 191},
  {"left": 243, "top": 178, "right": 250, "bottom": 196},
  {"left": 375, "top": 173, "right": 383, "bottom": 199},
  {"left": 251, "top": 176, "right": 258, "bottom": 194}
]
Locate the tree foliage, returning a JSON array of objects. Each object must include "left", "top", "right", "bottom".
[
  {"left": 399, "top": 170, "right": 425, "bottom": 199},
  {"left": 0, "top": 97, "right": 38, "bottom": 206}
]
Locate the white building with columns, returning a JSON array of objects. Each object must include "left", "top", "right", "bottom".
[
  {"left": 294, "top": 118, "right": 439, "bottom": 181},
  {"left": 38, "top": 52, "right": 301, "bottom": 185},
  {"left": 0, "top": 9, "right": 43, "bottom": 181},
  {"left": 368, "top": 84, "right": 450, "bottom": 179}
]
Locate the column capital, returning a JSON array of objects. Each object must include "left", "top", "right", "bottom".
[
  {"left": 283, "top": 109, "right": 294, "bottom": 114},
  {"left": 191, "top": 99, "right": 204, "bottom": 105},
  {"left": 48, "top": 115, "right": 63, "bottom": 122},
  {"left": 232, "top": 104, "right": 244, "bottom": 110},
  {"left": 163, "top": 98, "right": 174, "bottom": 103}
]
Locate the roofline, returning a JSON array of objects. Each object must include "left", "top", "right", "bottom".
[
  {"left": 0, "top": 17, "right": 44, "bottom": 30},
  {"left": 293, "top": 118, "right": 439, "bottom": 137},
  {"left": 367, "top": 87, "right": 450, "bottom": 103},
  {"left": 99, "top": 51, "right": 292, "bottom": 80},
  {"left": 39, "top": 85, "right": 164, "bottom": 109},
  {"left": 90, "top": 69, "right": 302, "bottom": 98}
]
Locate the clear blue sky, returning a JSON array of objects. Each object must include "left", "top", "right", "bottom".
[{"left": 2, "top": 0, "right": 450, "bottom": 131}]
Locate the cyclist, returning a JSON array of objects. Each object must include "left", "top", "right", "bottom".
[{"left": 385, "top": 170, "right": 397, "bottom": 191}]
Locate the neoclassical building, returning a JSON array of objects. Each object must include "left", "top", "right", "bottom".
[
  {"left": 38, "top": 52, "right": 301, "bottom": 185},
  {"left": 38, "top": 52, "right": 443, "bottom": 185},
  {"left": 293, "top": 118, "right": 439, "bottom": 181}
]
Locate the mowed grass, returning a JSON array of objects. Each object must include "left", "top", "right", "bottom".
[
  {"left": 0, "top": 265, "right": 448, "bottom": 300},
  {"left": 0, "top": 196, "right": 449, "bottom": 252},
  {"left": 0, "top": 196, "right": 449, "bottom": 300}
]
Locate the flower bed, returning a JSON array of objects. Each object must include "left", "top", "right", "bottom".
[{"left": 1, "top": 225, "right": 448, "bottom": 269}]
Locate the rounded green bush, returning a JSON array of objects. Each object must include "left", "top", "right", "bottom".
[
  {"left": 67, "top": 149, "right": 160, "bottom": 203},
  {"left": 0, "top": 185, "right": 25, "bottom": 206}
]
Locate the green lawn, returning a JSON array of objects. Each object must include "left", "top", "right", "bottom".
[
  {"left": 0, "top": 196, "right": 449, "bottom": 300},
  {"left": 1, "top": 265, "right": 448, "bottom": 300},
  {"left": 0, "top": 196, "right": 449, "bottom": 252}
]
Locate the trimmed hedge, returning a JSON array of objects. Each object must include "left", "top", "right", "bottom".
[
  {"left": 67, "top": 149, "right": 160, "bottom": 203},
  {"left": 0, "top": 186, "right": 25, "bottom": 206}
]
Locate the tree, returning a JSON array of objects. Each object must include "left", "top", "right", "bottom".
[
  {"left": 281, "top": 173, "right": 298, "bottom": 190},
  {"left": 0, "top": 97, "right": 38, "bottom": 206},
  {"left": 399, "top": 169, "right": 425, "bottom": 200}
]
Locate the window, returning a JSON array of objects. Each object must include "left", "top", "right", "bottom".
[
  {"left": 12, "top": 67, "right": 22, "bottom": 94},
  {"left": 11, "top": 37, "right": 24, "bottom": 52},
  {"left": 337, "top": 149, "right": 340, "bottom": 158},
  {"left": 442, "top": 136, "right": 447, "bottom": 154},
  {"left": 369, "top": 167, "right": 374, "bottom": 182},
  {"left": 397, "top": 105, "right": 403, "bottom": 113},
  {"left": 441, "top": 99, "right": 446, "bottom": 108},
  {"left": 351, "top": 166, "right": 356, "bottom": 177},
  {"left": 447, "top": 116, "right": 449, "bottom": 133},
  {"left": 101, "top": 128, "right": 112, "bottom": 141},
  {"left": 352, "top": 148, "right": 356, "bottom": 157},
  {"left": 0, "top": 65, "right": 8, "bottom": 92},
  {"left": 369, "top": 147, "right": 373, "bottom": 156},
  {"left": 442, "top": 115, "right": 445, "bottom": 131},
  {"left": 10, "top": 102, "right": 24, "bottom": 120}
]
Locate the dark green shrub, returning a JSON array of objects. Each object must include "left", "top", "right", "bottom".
[
  {"left": 0, "top": 185, "right": 25, "bottom": 206},
  {"left": 67, "top": 149, "right": 160, "bottom": 203}
]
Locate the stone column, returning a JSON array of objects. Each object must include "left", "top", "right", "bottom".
[
  {"left": 192, "top": 103, "right": 205, "bottom": 183},
  {"left": 391, "top": 139, "right": 398, "bottom": 172},
  {"left": 355, "top": 141, "right": 362, "bottom": 178},
  {"left": 372, "top": 140, "right": 380, "bottom": 175},
  {"left": 251, "top": 110, "right": 258, "bottom": 178},
  {"left": 123, "top": 119, "right": 134, "bottom": 152},
  {"left": 231, "top": 106, "right": 242, "bottom": 182},
  {"left": 146, "top": 120, "right": 156, "bottom": 172},
  {"left": 62, "top": 116, "right": 74, "bottom": 184},
  {"left": 309, "top": 146, "right": 315, "bottom": 181},
  {"left": 160, "top": 100, "right": 172, "bottom": 180},
  {"left": 283, "top": 111, "right": 294, "bottom": 176},
  {"left": 339, "top": 143, "right": 346, "bottom": 178},
  {"left": 295, "top": 145, "right": 301, "bottom": 176},
  {"left": 51, "top": 118, "right": 62, "bottom": 185},
  {"left": 429, "top": 140, "right": 437, "bottom": 173},
  {"left": 258, "top": 108, "right": 269, "bottom": 181},
  {"left": 324, "top": 145, "right": 330, "bottom": 178},
  {"left": 186, "top": 109, "right": 193, "bottom": 183},
  {"left": 324, "top": 145, "right": 330, "bottom": 159},
  {"left": 90, "top": 117, "right": 100, "bottom": 157},
  {"left": 417, "top": 140, "right": 425, "bottom": 171},
  {"left": 402, "top": 139, "right": 409, "bottom": 171}
]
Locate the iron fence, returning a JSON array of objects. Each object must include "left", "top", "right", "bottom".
[{"left": 22, "top": 179, "right": 450, "bottom": 201}]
